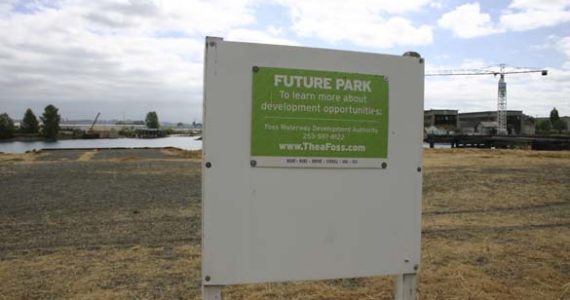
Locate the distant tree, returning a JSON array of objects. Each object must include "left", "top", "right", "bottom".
[
  {"left": 536, "top": 120, "right": 552, "bottom": 133},
  {"left": 552, "top": 119, "right": 567, "bottom": 133},
  {"left": 550, "top": 107, "right": 560, "bottom": 123},
  {"left": 0, "top": 113, "right": 15, "bottom": 139},
  {"left": 21, "top": 108, "right": 39, "bottom": 134},
  {"left": 549, "top": 108, "right": 568, "bottom": 133},
  {"left": 40, "top": 105, "right": 61, "bottom": 139},
  {"left": 145, "top": 111, "right": 159, "bottom": 129},
  {"left": 176, "top": 122, "right": 184, "bottom": 127}
]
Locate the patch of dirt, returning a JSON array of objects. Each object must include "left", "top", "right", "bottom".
[
  {"left": 76, "top": 150, "right": 98, "bottom": 161},
  {"left": 161, "top": 147, "right": 202, "bottom": 159}
]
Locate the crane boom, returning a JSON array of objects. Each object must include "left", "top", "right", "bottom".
[
  {"left": 89, "top": 112, "right": 101, "bottom": 132},
  {"left": 426, "top": 65, "right": 547, "bottom": 135},
  {"left": 426, "top": 69, "right": 547, "bottom": 76}
]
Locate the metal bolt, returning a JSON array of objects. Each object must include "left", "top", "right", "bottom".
[
  {"left": 252, "top": 66, "right": 259, "bottom": 73},
  {"left": 250, "top": 160, "right": 257, "bottom": 167},
  {"left": 414, "top": 264, "right": 419, "bottom": 271},
  {"left": 381, "top": 162, "right": 387, "bottom": 169},
  {"left": 205, "top": 162, "right": 212, "bottom": 168},
  {"left": 404, "top": 259, "right": 410, "bottom": 263},
  {"left": 205, "top": 275, "right": 211, "bottom": 282},
  {"left": 208, "top": 41, "right": 216, "bottom": 47},
  {"left": 417, "top": 167, "right": 422, "bottom": 172}
]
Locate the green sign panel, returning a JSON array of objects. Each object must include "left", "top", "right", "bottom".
[{"left": 251, "top": 67, "right": 389, "bottom": 168}]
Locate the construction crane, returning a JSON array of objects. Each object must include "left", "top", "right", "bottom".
[
  {"left": 426, "top": 65, "right": 548, "bottom": 135},
  {"left": 89, "top": 112, "right": 101, "bottom": 133},
  {"left": 82, "top": 112, "right": 101, "bottom": 139}
]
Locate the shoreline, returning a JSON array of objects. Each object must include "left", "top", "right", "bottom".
[{"left": 0, "top": 136, "right": 202, "bottom": 154}]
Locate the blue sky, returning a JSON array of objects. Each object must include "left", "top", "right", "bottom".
[{"left": 0, "top": 0, "right": 569, "bottom": 122}]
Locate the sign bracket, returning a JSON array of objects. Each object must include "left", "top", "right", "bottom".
[
  {"left": 203, "top": 285, "right": 222, "bottom": 300},
  {"left": 395, "top": 273, "right": 418, "bottom": 300}
]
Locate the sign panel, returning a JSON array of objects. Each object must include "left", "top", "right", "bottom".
[
  {"left": 251, "top": 67, "right": 389, "bottom": 168},
  {"left": 202, "top": 37, "right": 424, "bottom": 286}
]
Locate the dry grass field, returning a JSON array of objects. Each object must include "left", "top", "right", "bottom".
[{"left": 0, "top": 148, "right": 568, "bottom": 299}]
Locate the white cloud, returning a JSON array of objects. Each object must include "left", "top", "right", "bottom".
[
  {"left": 1, "top": 0, "right": 568, "bottom": 121},
  {"left": 439, "top": 1, "right": 570, "bottom": 39},
  {"left": 555, "top": 36, "right": 570, "bottom": 70},
  {"left": 437, "top": 3, "right": 502, "bottom": 38},
  {"left": 501, "top": 0, "right": 570, "bottom": 31},
  {"left": 556, "top": 37, "right": 570, "bottom": 58},
  {"left": 0, "top": 0, "right": 268, "bottom": 121},
  {"left": 426, "top": 59, "right": 497, "bottom": 111},
  {"left": 0, "top": 0, "right": 16, "bottom": 16},
  {"left": 276, "top": 0, "right": 434, "bottom": 48},
  {"left": 429, "top": 1, "right": 444, "bottom": 9},
  {"left": 226, "top": 28, "right": 298, "bottom": 46}
]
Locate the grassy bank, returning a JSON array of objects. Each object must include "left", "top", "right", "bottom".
[{"left": 0, "top": 148, "right": 568, "bottom": 299}]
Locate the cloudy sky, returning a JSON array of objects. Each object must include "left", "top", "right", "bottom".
[{"left": 1, "top": 0, "right": 569, "bottom": 122}]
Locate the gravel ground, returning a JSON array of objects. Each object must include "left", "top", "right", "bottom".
[
  {"left": 0, "top": 149, "right": 201, "bottom": 257},
  {"left": 34, "top": 149, "right": 87, "bottom": 161},
  {"left": 91, "top": 148, "right": 188, "bottom": 161}
]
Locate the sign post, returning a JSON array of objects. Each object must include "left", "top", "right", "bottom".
[
  {"left": 202, "top": 285, "right": 221, "bottom": 300},
  {"left": 395, "top": 273, "right": 418, "bottom": 300},
  {"left": 202, "top": 37, "right": 424, "bottom": 299}
]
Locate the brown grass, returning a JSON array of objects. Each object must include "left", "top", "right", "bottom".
[
  {"left": 77, "top": 150, "right": 98, "bottom": 161},
  {"left": 0, "top": 148, "right": 568, "bottom": 299},
  {"left": 0, "top": 151, "right": 44, "bottom": 163},
  {"left": 161, "top": 147, "right": 202, "bottom": 160},
  {"left": 0, "top": 246, "right": 201, "bottom": 299},
  {"left": 225, "top": 149, "right": 570, "bottom": 300}
]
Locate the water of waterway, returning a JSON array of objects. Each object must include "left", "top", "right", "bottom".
[
  {"left": 1, "top": 137, "right": 450, "bottom": 154},
  {"left": 423, "top": 142, "right": 452, "bottom": 149},
  {"left": 0, "top": 136, "right": 202, "bottom": 153}
]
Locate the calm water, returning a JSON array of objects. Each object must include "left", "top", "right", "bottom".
[
  {"left": 1, "top": 138, "right": 448, "bottom": 153},
  {"left": 0, "top": 136, "right": 202, "bottom": 153},
  {"left": 423, "top": 142, "right": 452, "bottom": 149}
]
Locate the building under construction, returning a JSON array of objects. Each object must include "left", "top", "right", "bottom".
[
  {"left": 458, "top": 111, "right": 535, "bottom": 135},
  {"left": 424, "top": 109, "right": 459, "bottom": 135},
  {"left": 426, "top": 64, "right": 547, "bottom": 135},
  {"left": 424, "top": 109, "right": 536, "bottom": 136}
]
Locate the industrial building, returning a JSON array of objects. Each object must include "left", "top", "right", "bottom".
[
  {"left": 459, "top": 111, "right": 535, "bottom": 135},
  {"left": 423, "top": 109, "right": 459, "bottom": 135},
  {"left": 425, "top": 109, "right": 536, "bottom": 135}
]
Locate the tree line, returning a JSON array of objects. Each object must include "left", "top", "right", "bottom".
[
  {"left": 536, "top": 107, "right": 568, "bottom": 134},
  {"left": 0, "top": 107, "right": 162, "bottom": 140},
  {"left": 0, "top": 105, "right": 61, "bottom": 139}
]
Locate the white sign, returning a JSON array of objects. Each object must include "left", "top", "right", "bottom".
[{"left": 202, "top": 37, "right": 424, "bottom": 286}]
